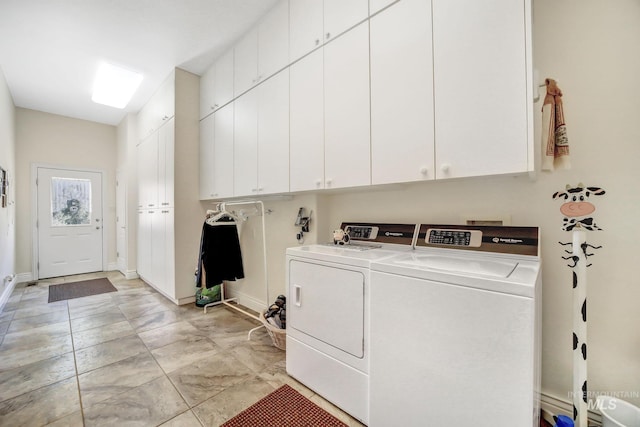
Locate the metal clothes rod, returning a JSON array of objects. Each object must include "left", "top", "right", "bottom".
[{"left": 203, "top": 200, "right": 270, "bottom": 341}]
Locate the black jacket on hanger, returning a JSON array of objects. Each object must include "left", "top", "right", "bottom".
[{"left": 195, "top": 218, "right": 244, "bottom": 288}]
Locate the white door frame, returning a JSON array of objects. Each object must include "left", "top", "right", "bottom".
[{"left": 31, "top": 163, "right": 108, "bottom": 280}]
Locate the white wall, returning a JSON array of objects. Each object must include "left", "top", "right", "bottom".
[
  {"left": 229, "top": 0, "right": 640, "bottom": 412},
  {"left": 15, "top": 108, "right": 117, "bottom": 277},
  {"left": 0, "top": 67, "right": 16, "bottom": 308}
]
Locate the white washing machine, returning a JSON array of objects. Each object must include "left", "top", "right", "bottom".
[
  {"left": 286, "top": 223, "right": 417, "bottom": 424},
  {"left": 369, "top": 224, "right": 542, "bottom": 427}
]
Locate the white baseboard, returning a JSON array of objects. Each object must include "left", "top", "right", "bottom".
[
  {"left": 0, "top": 276, "right": 17, "bottom": 312},
  {"left": 225, "top": 287, "right": 267, "bottom": 314},
  {"left": 540, "top": 391, "right": 602, "bottom": 426},
  {"left": 107, "top": 262, "right": 118, "bottom": 271},
  {"left": 16, "top": 272, "right": 33, "bottom": 284},
  {"left": 124, "top": 270, "right": 139, "bottom": 280}
]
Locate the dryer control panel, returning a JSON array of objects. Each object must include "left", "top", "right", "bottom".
[{"left": 339, "top": 222, "right": 417, "bottom": 246}]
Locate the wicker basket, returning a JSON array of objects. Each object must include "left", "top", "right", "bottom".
[{"left": 261, "top": 315, "right": 286, "bottom": 350}]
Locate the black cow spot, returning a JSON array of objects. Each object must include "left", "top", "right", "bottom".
[
  {"left": 573, "top": 404, "right": 577, "bottom": 420},
  {"left": 581, "top": 343, "right": 587, "bottom": 360},
  {"left": 582, "top": 299, "right": 587, "bottom": 322},
  {"left": 582, "top": 380, "right": 588, "bottom": 403},
  {"left": 573, "top": 272, "right": 578, "bottom": 288},
  {"left": 573, "top": 333, "right": 578, "bottom": 350}
]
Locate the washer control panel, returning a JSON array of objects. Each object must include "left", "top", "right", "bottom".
[{"left": 426, "top": 228, "right": 482, "bottom": 247}]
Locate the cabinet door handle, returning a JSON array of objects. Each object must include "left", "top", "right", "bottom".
[
  {"left": 420, "top": 167, "right": 429, "bottom": 175},
  {"left": 326, "top": 32, "right": 331, "bottom": 39},
  {"left": 326, "top": 178, "right": 333, "bottom": 186},
  {"left": 315, "top": 179, "right": 322, "bottom": 187},
  {"left": 294, "top": 285, "right": 302, "bottom": 307},
  {"left": 315, "top": 39, "right": 320, "bottom": 46},
  {"left": 440, "top": 163, "right": 451, "bottom": 173}
]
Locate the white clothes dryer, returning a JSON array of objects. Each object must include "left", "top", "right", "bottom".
[
  {"left": 286, "top": 223, "right": 416, "bottom": 425},
  {"left": 369, "top": 224, "right": 542, "bottom": 427}
]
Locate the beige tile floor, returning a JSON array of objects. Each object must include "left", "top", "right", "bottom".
[{"left": 0, "top": 271, "right": 365, "bottom": 427}]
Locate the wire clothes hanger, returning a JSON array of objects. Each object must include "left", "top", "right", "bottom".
[{"left": 205, "top": 202, "right": 243, "bottom": 225}]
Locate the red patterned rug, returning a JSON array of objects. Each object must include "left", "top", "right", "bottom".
[{"left": 221, "top": 384, "right": 349, "bottom": 427}]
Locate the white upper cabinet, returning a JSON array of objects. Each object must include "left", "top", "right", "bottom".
[
  {"left": 370, "top": 0, "right": 435, "bottom": 185},
  {"left": 137, "top": 133, "right": 158, "bottom": 208},
  {"left": 289, "top": 0, "right": 369, "bottom": 63},
  {"left": 324, "top": 0, "right": 369, "bottom": 41},
  {"left": 290, "top": 49, "right": 325, "bottom": 192},
  {"left": 200, "top": 102, "right": 235, "bottom": 200},
  {"left": 370, "top": 0, "right": 398, "bottom": 15},
  {"left": 432, "top": 0, "right": 531, "bottom": 179},
  {"left": 157, "top": 118, "right": 174, "bottom": 208},
  {"left": 234, "top": 0, "right": 289, "bottom": 97},
  {"left": 212, "top": 103, "right": 235, "bottom": 199},
  {"left": 234, "top": 70, "right": 290, "bottom": 197},
  {"left": 324, "top": 22, "right": 371, "bottom": 189},
  {"left": 200, "top": 48, "right": 234, "bottom": 119},
  {"left": 257, "top": 69, "right": 290, "bottom": 195},
  {"left": 199, "top": 114, "right": 215, "bottom": 199},
  {"left": 234, "top": 29, "right": 259, "bottom": 97},
  {"left": 258, "top": 0, "right": 289, "bottom": 81},
  {"left": 138, "top": 72, "right": 175, "bottom": 140},
  {"left": 289, "top": 0, "right": 324, "bottom": 62},
  {"left": 137, "top": 118, "right": 174, "bottom": 208},
  {"left": 233, "top": 90, "right": 259, "bottom": 196}
]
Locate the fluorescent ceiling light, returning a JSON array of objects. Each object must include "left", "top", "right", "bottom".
[{"left": 91, "top": 62, "right": 143, "bottom": 109}]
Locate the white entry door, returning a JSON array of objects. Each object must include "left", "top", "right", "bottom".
[{"left": 37, "top": 167, "right": 103, "bottom": 279}]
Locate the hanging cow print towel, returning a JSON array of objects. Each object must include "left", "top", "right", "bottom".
[{"left": 541, "top": 78, "right": 571, "bottom": 171}]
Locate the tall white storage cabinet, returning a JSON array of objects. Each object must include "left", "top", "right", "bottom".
[
  {"left": 136, "top": 69, "right": 201, "bottom": 305},
  {"left": 432, "top": 0, "right": 532, "bottom": 179}
]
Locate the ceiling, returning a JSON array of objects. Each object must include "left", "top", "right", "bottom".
[{"left": 0, "top": 0, "right": 279, "bottom": 126}]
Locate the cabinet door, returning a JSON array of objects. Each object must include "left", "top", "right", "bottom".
[
  {"left": 157, "top": 118, "right": 174, "bottom": 208},
  {"left": 370, "top": 0, "right": 398, "bottom": 15},
  {"left": 233, "top": 91, "right": 258, "bottom": 197},
  {"left": 289, "top": 0, "right": 323, "bottom": 62},
  {"left": 137, "top": 210, "right": 151, "bottom": 279},
  {"left": 290, "top": 49, "right": 325, "bottom": 192},
  {"left": 258, "top": 0, "right": 289, "bottom": 81},
  {"left": 324, "top": 23, "right": 371, "bottom": 189},
  {"left": 432, "top": 0, "right": 529, "bottom": 178},
  {"left": 324, "top": 0, "right": 369, "bottom": 42},
  {"left": 213, "top": 103, "right": 235, "bottom": 198},
  {"left": 199, "top": 65, "right": 216, "bottom": 120},
  {"left": 258, "top": 70, "right": 290, "bottom": 195},
  {"left": 234, "top": 28, "right": 259, "bottom": 97},
  {"left": 214, "top": 48, "right": 234, "bottom": 110},
  {"left": 370, "top": 0, "right": 435, "bottom": 184},
  {"left": 137, "top": 133, "right": 158, "bottom": 208},
  {"left": 149, "top": 209, "right": 165, "bottom": 291},
  {"left": 199, "top": 115, "right": 215, "bottom": 199},
  {"left": 163, "top": 208, "right": 175, "bottom": 297}
]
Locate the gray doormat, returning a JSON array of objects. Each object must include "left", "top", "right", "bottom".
[{"left": 48, "top": 278, "right": 117, "bottom": 303}]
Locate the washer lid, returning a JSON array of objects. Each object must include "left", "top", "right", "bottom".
[
  {"left": 371, "top": 249, "right": 540, "bottom": 298},
  {"left": 395, "top": 255, "right": 518, "bottom": 278}
]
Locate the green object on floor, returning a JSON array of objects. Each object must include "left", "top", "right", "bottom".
[{"left": 195, "top": 284, "right": 221, "bottom": 307}]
